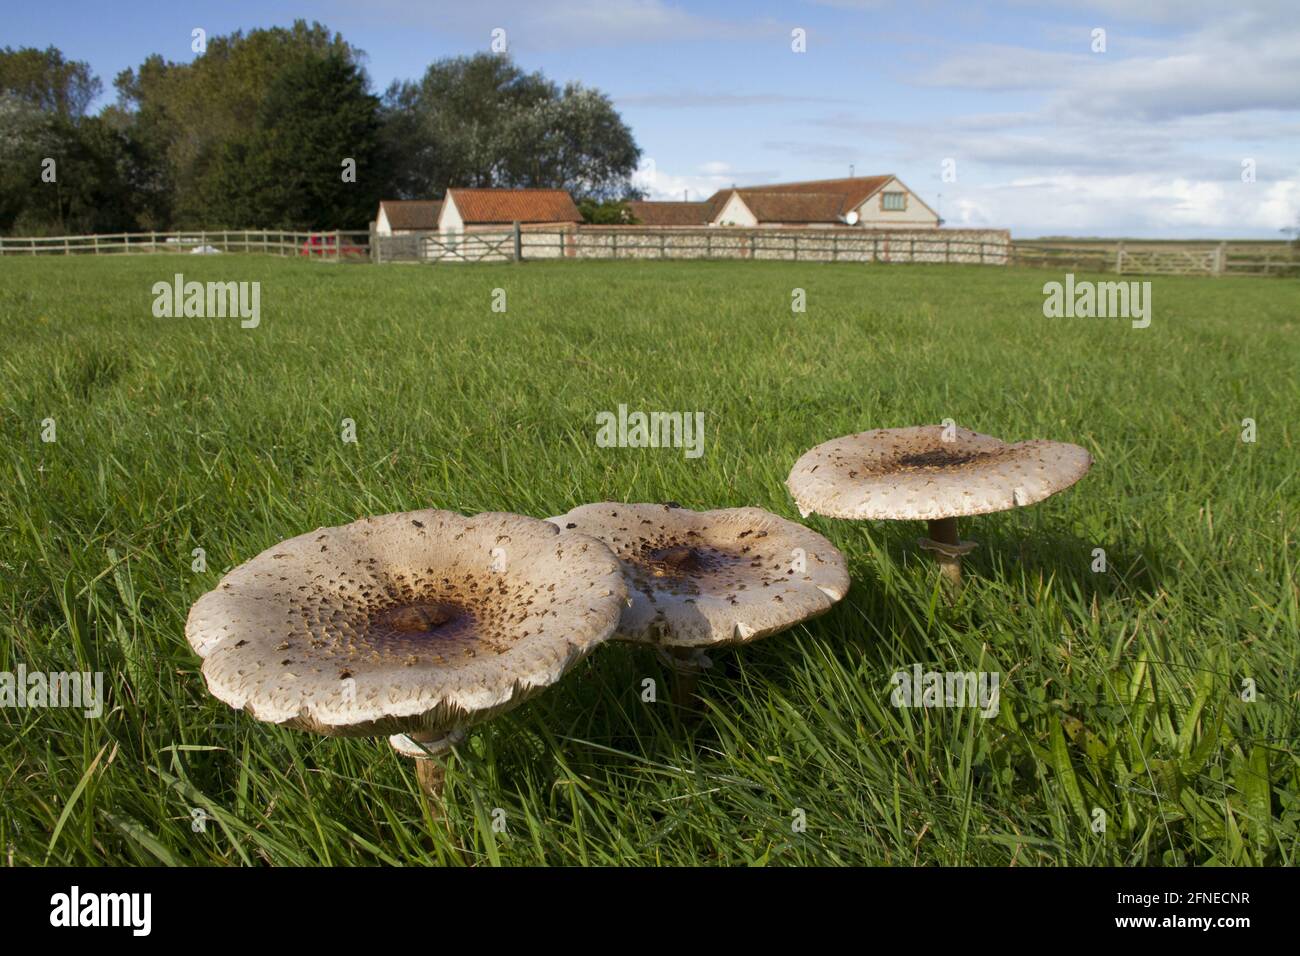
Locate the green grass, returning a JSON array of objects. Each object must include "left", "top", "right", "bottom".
[{"left": 0, "top": 254, "right": 1296, "bottom": 866}]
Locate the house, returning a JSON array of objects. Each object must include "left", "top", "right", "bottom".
[
  {"left": 375, "top": 200, "right": 442, "bottom": 235},
  {"left": 629, "top": 175, "right": 939, "bottom": 229},
  {"left": 437, "top": 188, "right": 583, "bottom": 235}
]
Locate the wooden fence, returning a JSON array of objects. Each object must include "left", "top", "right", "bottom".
[
  {"left": 0, "top": 229, "right": 372, "bottom": 260},
  {"left": 4, "top": 228, "right": 1295, "bottom": 278},
  {"left": 1011, "top": 238, "right": 1300, "bottom": 277},
  {"left": 376, "top": 225, "right": 1013, "bottom": 266}
]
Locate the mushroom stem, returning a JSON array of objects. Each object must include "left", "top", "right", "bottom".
[
  {"left": 415, "top": 758, "right": 448, "bottom": 801},
  {"left": 391, "top": 729, "right": 465, "bottom": 804},
  {"left": 925, "top": 517, "right": 965, "bottom": 590},
  {"left": 661, "top": 647, "right": 712, "bottom": 709}
]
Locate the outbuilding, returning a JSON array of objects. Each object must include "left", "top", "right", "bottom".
[
  {"left": 374, "top": 200, "right": 442, "bottom": 236},
  {"left": 437, "top": 188, "right": 583, "bottom": 236}
]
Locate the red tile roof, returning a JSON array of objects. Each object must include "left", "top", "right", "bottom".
[
  {"left": 625, "top": 200, "right": 713, "bottom": 226},
  {"left": 446, "top": 188, "right": 582, "bottom": 224},
  {"left": 739, "top": 175, "right": 894, "bottom": 211},
  {"left": 379, "top": 200, "right": 441, "bottom": 231},
  {"left": 733, "top": 191, "right": 851, "bottom": 224}
]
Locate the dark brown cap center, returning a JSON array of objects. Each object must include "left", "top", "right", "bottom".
[
  {"left": 649, "top": 545, "right": 699, "bottom": 575},
  {"left": 375, "top": 602, "right": 462, "bottom": 636},
  {"left": 898, "top": 448, "right": 984, "bottom": 469}
]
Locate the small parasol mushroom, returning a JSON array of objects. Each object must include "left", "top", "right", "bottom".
[
  {"left": 786, "top": 425, "right": 1092, "bottom": 589},
  {"left": 547, "top": 503, "right": 849, "bottom": 706},
  {"left": 186, "top": 509, "right": 627, "bottom": 803}
]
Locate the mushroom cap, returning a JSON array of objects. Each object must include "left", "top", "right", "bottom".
[
  {"left": 546, "top": 503, "right": 849, "bottom": 648},
  {"left": 185, "top": 510, "right": 627, "bottom": 738},
  {"left": 786, "top": 425, "right": 1092, "bottom": 521}
]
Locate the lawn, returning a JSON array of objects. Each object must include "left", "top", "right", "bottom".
[{"left": 0, "top": 254, "right": 1296, "bottom": 866}]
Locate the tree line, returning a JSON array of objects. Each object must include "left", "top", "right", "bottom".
[{"left": 0, "top": 21, "right": 642, "bottom": 235}]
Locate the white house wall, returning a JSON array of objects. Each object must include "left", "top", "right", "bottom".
[
  {"left": 852, "top": 178, "right": 939, "bottom": 228},
  {"left": 438, "top": 197, "right": 465, "bottom": 234},
  {"left": 711, "top": 192, "right": 757, "bottom": 227}
]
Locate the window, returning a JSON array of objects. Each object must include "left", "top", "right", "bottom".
[{"left": 881, "top": 192, "right": 906, "bottom": 211}]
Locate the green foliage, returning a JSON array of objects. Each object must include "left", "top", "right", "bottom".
[
  {"left": 384, "top": 53, "right": 640, "bottom": 200},
  {"left": 3, "top": 34, "right": 641, "bottom": 233},
  {"left": 0, "top": 45, "right": 101, "bottom": 117},
  {"left": 0, "top": 102, "right": 135, "bottom": 235},
  {"left": 1, "top": 258, "right": 1295, "bottom": 865},
  {"left": 112, "top": 21, "right": 366, "bottom": 229},
  {"left": 195, "top": 53, "right": 382, "bottom": 229},
  {"left": 578, "top": 198, "right": 637, "bottom": 224}
]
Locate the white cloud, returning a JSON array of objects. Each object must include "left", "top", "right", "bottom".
[
  {"left": 914, "top": 9, "right": 1300, "bottom": 122},
  {"left": 632, "top": 158, "right": 775, "bottom": 200},
  {"left": 946, "top": 172, "right": 1300, "bottom": 236}
]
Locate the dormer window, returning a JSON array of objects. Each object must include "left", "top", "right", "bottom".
[{"left": 881, "top": 191, "right": 907, "bottom": 211}]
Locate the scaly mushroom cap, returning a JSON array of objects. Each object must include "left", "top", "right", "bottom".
[
  {"left": 786, "top": 425, "right": 1092, "bottom": 521},
  {"left": 185, "top": 510, "right": 627, "bottom": 738},
  {"left": 547, "top": 503, "right": 849, "bottom": 648}
]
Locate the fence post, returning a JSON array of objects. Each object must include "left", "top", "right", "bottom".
[
  {"left": 945, "top": 238, "right": 950, "bottom": 263},
  {"left": 612, "top": 228, "right": 618, "bottom": 260},
  {"left": 92, "top": 234, "right": 99, "bottom": 255},
  {"left": 65, "top": 236, "right": 70, "bottom": 255},
  {"left": 1114, "top": 241, "right": 1125, "bottom": 274},
  {"left": 1215, "top": 241, "right": 1226, "bottom": 276}
]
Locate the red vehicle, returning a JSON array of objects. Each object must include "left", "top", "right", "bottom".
[{"left": 299, "top": 233, "right": 367, "bottom": 259}]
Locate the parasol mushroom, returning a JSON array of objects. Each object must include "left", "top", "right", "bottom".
[
  {"left": 786, "top": 425, "right": 1092, "bottom": 589},
  {"left": 185, "top": 509, "right": 627, "bottom": 804},
  {"left": 547, "top": 503, "right": 849, "bottom": 706}
]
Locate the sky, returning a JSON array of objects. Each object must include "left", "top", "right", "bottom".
[{"left": 7, "top": 0, "right": 1299, "bottom": 238}]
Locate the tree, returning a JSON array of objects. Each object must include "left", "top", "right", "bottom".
[
  {"left": 0, "top": 46, "right": 101, "bottom": 117},
  {"left": 385, "top": 54, "right": 640, "bottom": 200},
  {"left": 111, "top": 21, "right": 372, "bottom": 227},
  {"left": 517, "top": 85, "right": 643, "bottom": 201},
  {"left": 200, "top": 52, "right": 383, "bottom": 228},
  {"left": 0, "top": 102, "right": 135, "bottom": 235}
]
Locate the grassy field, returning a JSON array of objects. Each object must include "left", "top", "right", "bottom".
[{"left": 0, "top": 254, "right": 1296, "bottom": 866}]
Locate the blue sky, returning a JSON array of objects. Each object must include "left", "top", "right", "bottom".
[{"left": 8, "top": 0, "right": 1299, "bottom": 237}]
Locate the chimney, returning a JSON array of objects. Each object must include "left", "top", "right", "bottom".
[{"left": 849, "top": 164, "right": 855, "bottom": 178}]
